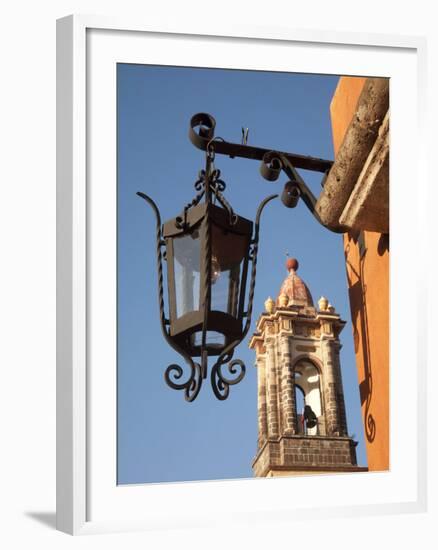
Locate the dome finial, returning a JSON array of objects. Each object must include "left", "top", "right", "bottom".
[
  {"left": 285, "top": 256, "right": 299, "bottom": 272},
  {"left": 277, "top": 256, "right": 312, "bottom": 307}
]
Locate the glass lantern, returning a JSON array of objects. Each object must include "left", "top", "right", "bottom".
[
  {"left": 163, "top": 202, "right": 253, "bottom": 358},
  {"left": 137, "top": 116, "right": 277, "bottom": 401}
]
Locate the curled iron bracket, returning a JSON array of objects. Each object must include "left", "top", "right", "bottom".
[
  {"left": 189, "top": 113, "right": 333, "bottom": 173},
  {"left": 276, "top": 154, "right": 348, "bottom": 234},
  {"left": 188, "top": 113, "right": 348, "bottom": 235}
]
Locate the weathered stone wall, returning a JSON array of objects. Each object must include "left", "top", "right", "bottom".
[{"left": 328, "top": 76, "right": 390, "bottom": 472}]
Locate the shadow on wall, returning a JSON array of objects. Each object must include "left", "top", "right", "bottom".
[{"left": 344, "top": 232, "right": 390, "bottom": 445}]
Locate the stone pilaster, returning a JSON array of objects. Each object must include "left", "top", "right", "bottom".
[
  {"left": 265, "top": 338, "right": 280, "bottom": 438},
  {"left": 321, "top": 336, "right": 342, "bottom": 436},
  {"left": 256, "top": 355, "right": 268, "bottom": 448},
  {"left": 279, "top": 335, "right": 297, "bottom": 435},
  {"left": 332, "top": 341, "right": 348, "bottom": 436}
]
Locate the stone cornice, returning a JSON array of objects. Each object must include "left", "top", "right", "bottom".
[{"left": 248, "top": 307, "right": 346, "bottom": 349}]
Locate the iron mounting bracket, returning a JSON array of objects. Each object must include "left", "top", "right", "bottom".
[{"left": 189, "top": 113, "right": 347, "bottom": 234}]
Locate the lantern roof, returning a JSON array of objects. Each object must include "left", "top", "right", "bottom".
[{"left": 276, "top": 257, "right": 314, "bottom": 307}]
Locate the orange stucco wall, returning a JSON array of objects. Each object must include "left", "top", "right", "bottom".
[{"left": 330, "top": 77, "right": 389, "bottom": 471}]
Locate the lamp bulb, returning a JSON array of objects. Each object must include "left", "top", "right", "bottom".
[{"left": 211, "top": 256, "right": 221, "bottom": 284}]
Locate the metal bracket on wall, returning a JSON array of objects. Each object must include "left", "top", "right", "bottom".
[{"left": 189, "top": 112, "right": 347, "bottom": 235}]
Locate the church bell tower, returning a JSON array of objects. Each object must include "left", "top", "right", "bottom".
[{"left": 249, "top": 258, "right": 366, "bottom": 477}]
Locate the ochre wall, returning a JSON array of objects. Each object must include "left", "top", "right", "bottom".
[{"left": 330, "top": 77, "right": 389, "bottom": 471}]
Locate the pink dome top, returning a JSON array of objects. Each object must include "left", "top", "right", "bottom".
[{"left": 277, "top": 258, "right": 313, "bottom": 307}]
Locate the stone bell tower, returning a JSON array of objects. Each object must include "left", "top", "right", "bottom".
[{"left": 249, "top": 258, "right": 366, "bottom": 477}]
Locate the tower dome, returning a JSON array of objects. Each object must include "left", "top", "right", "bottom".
[{"left": 277, "top": 257, "right": 313, "bottom": 307}]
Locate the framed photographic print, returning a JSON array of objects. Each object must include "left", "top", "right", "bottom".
[{"left": 57, "top": 15, "right": 427, "bottom": 535}]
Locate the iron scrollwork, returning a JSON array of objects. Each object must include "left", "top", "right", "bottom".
[{"left": 211, "top": 349, "right": 246, "bottom": 401}]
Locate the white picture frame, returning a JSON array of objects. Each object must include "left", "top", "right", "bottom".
[{"left": 56, "top": 14, "right": 428, "bottom": 536}]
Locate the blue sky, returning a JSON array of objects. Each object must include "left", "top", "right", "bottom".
[{"left": 117, "top": 64, "right": 367, "bottom": 484}]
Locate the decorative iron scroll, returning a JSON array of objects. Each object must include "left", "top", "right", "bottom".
[
  {"left": 211, "top": 349, "right": 246, "bottom": 401},
  {"left": 164, "top": 361, "right": 203, "bottom": 403}
]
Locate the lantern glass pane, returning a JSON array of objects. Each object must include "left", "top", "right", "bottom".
[
  {"left": 192, "top": 330, "right": 226, "bottom": 348},
  {"left": 173, "top": 229, "right": 200, "bottom": 318},
  {"left": 210, "top": 224, "right": 248, "bottom": 318}
]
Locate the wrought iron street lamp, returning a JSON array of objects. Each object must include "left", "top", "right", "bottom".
[{"left": 138, "top": 113, "right": 340, "bottom": 402}]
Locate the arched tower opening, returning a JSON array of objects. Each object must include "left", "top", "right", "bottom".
[{"left": 294, "top": 359, "right": 323, "bottom": 436}]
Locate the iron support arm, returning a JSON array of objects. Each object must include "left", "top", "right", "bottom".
[
  {"left": 189, "top": 113, "right": 333, "bottom": 173},
  {"left": 189, "top": 113, "right": 346, "bottom": 234}
]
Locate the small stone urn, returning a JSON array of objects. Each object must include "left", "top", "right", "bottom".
[
  {"left": 327, "top": 303, "right": 335, "bottom": 313},
  {"left": 264, "top": 296, "right": 275, "bottom": 314},
  {"left": 318, "top": 296, "right": 328, "bottom": 311},
  {"left": 278, "top": 293, "right": 289, "bottom": 308}
]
